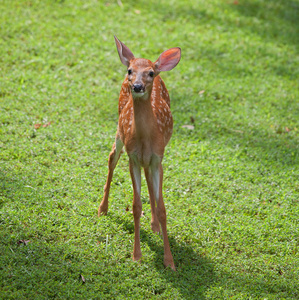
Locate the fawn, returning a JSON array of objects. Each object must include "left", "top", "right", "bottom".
[{"left": 98, "top": 36, "right": 181, "bottom": 270}]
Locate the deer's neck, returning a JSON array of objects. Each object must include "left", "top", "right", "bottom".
[{"left": 132, "top": 92, "right": 155, "bottom": 140}]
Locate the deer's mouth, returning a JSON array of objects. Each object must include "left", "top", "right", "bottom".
[
  {"left": 132, "top": 90, "right": 148, "bottom": 98},
  {"left": 133, "top": 89, "right": 145, "bottom": 94}
]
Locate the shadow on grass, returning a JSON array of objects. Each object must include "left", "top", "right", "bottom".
[
  {"left": 1, "top": 166, "right": 297, "bottom": 298},
  {"left": 113, "top": 215, "right": 215, "bottom": 299},
  {"left": 111, "top": 213, "right": 297, "bottom": 298}
]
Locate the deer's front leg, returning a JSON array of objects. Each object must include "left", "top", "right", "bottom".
[
  {"left": 129, "top": 156, "right": 142, "bottom": 262},
  {"left": 98, "top": 138, "right": 123, "bottom": 216},
  {"left": 151, "top": 160, "right": 175, "bottom": 271},
  {"left": 144, "top": 167, "right": 160, "bottom": 233}
]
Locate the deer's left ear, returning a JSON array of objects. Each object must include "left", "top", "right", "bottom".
[{"left": 155, "top": 47, "right": 181, "bottom": 72}]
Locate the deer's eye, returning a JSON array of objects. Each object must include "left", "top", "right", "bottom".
[
  {"left": 128, "top": 69, "right": 132, "bottom": 75},
  {"left": 149, "top": 71, "right": 154, "bottom": 77}
]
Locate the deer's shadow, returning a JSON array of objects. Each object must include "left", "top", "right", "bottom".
[{"left": 112, "top": 214, "right": 215, "bottom": 299}]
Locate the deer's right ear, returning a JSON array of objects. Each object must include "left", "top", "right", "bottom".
[{"left": 114, "top": 36, "right": 135, "bottom": 67}]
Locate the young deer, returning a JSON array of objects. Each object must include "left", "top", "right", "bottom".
[{"left": 98, "top": 36, "right": 181, "bottom": 270}]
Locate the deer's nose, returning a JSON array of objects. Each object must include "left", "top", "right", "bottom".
[{"left": 133, "top": 84, "right": 143, "bottom": 93}]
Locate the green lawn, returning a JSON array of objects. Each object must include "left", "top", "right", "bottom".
[{"left": 1, "top": 0, "right": 298, "bottom": 299}]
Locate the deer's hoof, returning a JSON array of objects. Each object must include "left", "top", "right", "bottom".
[
  {"left": 98, "top": 206, "right": 108, "bottom": 217},
  {"left": 151, "top": 221, "right": 160, "bottom": 234},
  {"left": 164, "top": 258, "right": 176, "bottom": 271},
  {"left": 133, "top": 254, "right": 142, "bottom": 262}
]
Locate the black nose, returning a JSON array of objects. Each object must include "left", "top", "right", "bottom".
[{"left": 133, "top": 84, "right": 143, "bottom": 93}]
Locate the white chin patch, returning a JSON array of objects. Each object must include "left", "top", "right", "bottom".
[{"left": 132, "top": 91, "right": 147, "bottom": 98}]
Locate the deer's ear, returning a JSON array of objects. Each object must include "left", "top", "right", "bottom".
[
  {"left": 114, "top": 36, "right": 135, "bottom": 67},
  {"left": 155, "top": 47, "right": 181, "bottom": 72}
]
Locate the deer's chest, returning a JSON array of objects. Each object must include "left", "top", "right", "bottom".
[{"left": 128, "top": 137, "right": 160, "bottom": 168}]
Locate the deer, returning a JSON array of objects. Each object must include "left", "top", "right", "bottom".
[{"left": 98, "top": 36, "right": 181, "bottom": 271}]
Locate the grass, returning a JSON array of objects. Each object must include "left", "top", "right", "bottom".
[{"left": 1, "top": 0, "right": 298, "bottom": 298}]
